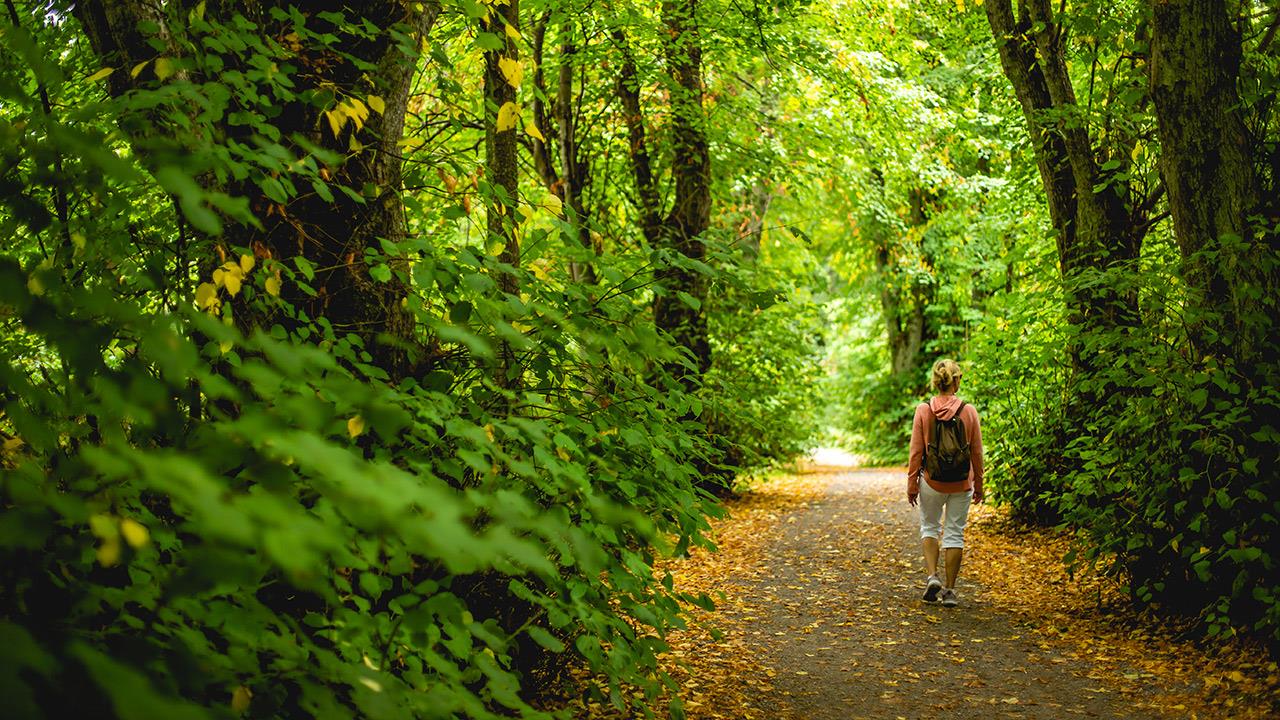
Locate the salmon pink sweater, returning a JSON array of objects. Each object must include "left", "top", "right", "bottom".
[{"left": 907, "top": 395, "right": 984, "bottom": 495}]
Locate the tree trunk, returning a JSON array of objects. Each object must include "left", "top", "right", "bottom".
[
  {"left": 532, "top": 16, "right": 595, "bottom": 283},
  {"left": 483, "top": 0, "right": 521, "bottom": 297},
  {"left": 557, "top": 32, "right": 595, "bottom": 283},
  {"left": 74, "top": 0, "right": 439, "bottom": 380},
  {"left": 655, "top": 0, "right": 712, "bottom": 384},
  {"left": 871, "top": 182, "right": 933, "bottom": 379},
  {"left": 482, "top": 0, "right": 522, "bottom": 394},
  {"left": 984, "top": 0, "right": 1141, "bottom": 376},
  {"left": 613, "top": 28, "right": 662, "bottom": 246},
  {"left": 1149, "top": 0, "right": 1276, "bottom": 363}
]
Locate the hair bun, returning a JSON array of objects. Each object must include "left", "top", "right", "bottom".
[{"left": 931, "top": 359, "right": 963, "bottom": 392}]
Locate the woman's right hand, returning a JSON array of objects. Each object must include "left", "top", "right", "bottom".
[{"left": 907, "top": 491, "right": 919, "bottom": 507}]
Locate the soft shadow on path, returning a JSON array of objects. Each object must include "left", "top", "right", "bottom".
[{"left": 727, "top": 468, "right": 1163, "bottom": 720}]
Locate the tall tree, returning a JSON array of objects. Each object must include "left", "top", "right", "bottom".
[
  {"left": 659, "top": 0, "right": 712, "bottom": 383},
  {"left": 73, "top": 0, "right": 439, "bottom": 378},
  {"left": 1149, "top": 0, "right": 1278, "bottom": 365},
  {"left": 984, "top": 0, "right": 1154, "bottom": 372},
  {"left": 614, "top": 0, "right": 713, "bottom": 388},
  {"left": 532, "top": 13, "right": 596, "bottom": 283}
]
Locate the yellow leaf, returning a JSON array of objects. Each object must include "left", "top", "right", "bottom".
[
  {"left": 484, "top": 424, "right": 496, "bottom": 442},
  {"left": 955, "top": 0, "right": 966, "bottom": 12},
  {"left": 212, "top": 267, "right": 226, "bottom": 288},
  {"left": 526, "top": 122, "right": 546, "bottom": 142},
  {"left": 1228, "top": 670, "right": 1245, "bottom": 682},
  {"left": 224, "top": 271, "right": 242, "bottom": 296},
  {"left": 239, "top": 254, "right": 255, "bottom": 274},
  {"left": 87, "top": 67, "right": 115, "bottom": 83},
  {"left": 556, "top": 446, "right": 570, "bottom": 461},
  {"left": 347, "top": 416, "right": 365, "bottom": 439},
  {"left": 367, "top": 95, "right": 385, "bottom": 114},
  {"left": 345, "top": 98, "right": 369, "bottom": 130},
  {"left": 154, "top": 57, "right": 176, "bottom": 81},
  {"left": 496, "top": 101, "right": 520, "bottom": 132},
  {"left": 96, "top": 538, "right": 121, "bottom": 567},
  {"left": 541, "top": 193, "right": 563, "bottom": 217},
  {"left": 195, "top": 282, "right": 218, "bottom": 309},
  {"left": 498, "top": 57, "right": 524, "bottom": 88},
  {"left": 130, "top": 60, "right": 150, "bottom": 79},
  {"left": 120, "top": 518, "right": 149, "bottom": 549},
  {"left": 219, "top": 340, "right": 233, "bottom": 354},
  {"left": 26, "top": 273, "right": 44, "bottom": 296},
  {"left": 505, "top": 23, "right": 521, "bottom": 41},
  {"left": 265, "top": 275, "right": 282, "bottom": 297},
  {"left": 324, "top": 109, "right": 343, "bottom": 137},
  {"left": 231, "top": 686, "right": 252, "bottom": 713}
]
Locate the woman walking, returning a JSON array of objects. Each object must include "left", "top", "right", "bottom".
[{"left": 907, "top": 359, "right": 984, "bottom": 607}]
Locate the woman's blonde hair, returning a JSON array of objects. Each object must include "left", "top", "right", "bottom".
[{"left": 930, "top": 359, "right": 963, "bottom": 393}]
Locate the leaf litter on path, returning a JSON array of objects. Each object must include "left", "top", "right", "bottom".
[{"left": 552, "top": 467, "right": 1280, "bottom": 719}]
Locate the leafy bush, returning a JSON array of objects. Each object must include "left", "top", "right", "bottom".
[
  {"left": 705, "top": 254, "right": 825, "bottom": 474},
  {"left": 964, "top": 265, "right": 1070, "bottom": 524},
  {"left": 967, "top": 237, "right": 1280, "bottom": 645},
  {"left": 0, "top": 7, "right": 730, "bottom": 718}
]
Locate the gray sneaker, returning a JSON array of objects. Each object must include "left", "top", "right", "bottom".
[
  {"left": 940, "top": 588, "right": 958, "bottom": 607},
  {"left": 923, "top": 575, "right": 943, "bottom": 602}
]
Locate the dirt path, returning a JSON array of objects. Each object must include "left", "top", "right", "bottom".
[
  {"left": 562, "top": 466, "right": 1276, "bottom": 719},
  {"left": 712, "top": 468, "right": 1166, "bottom": 719}
]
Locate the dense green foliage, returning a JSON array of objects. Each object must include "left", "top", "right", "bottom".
[
  {"left": 2, "top": 0, "right": 1278, "bottom": 718},
  {"left": 0, "top": 1, "right": 824, "bottom": 717}
]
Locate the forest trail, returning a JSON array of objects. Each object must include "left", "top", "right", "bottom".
[
  {"left": 622, "top": 466, "right": 1263, "bottom": 720},
  {"left": 725, "top": 468, "right": 1157, "bottom": 718}
]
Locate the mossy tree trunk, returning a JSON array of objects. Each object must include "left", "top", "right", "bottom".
[
  {"left": 1149, "top": 0, "right": 1278, "bottom": 367},
  {"left": 656, "top": 0, "right": 713, "bottom": 387}
]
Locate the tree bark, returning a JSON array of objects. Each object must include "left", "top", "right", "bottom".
[
  {"left": 868, "top": 175, "right": 933, "bottom": 379},
  {"left": 1149, "top": 0, "right": 1275, "bottom": 363},
  {"left": 613, "top": 28, "right": 663, "bottom": 247},
  {"left": 655, "top": 0, "right": 713, "bottom": 384},
  {"left": 482, "top": 0, "right": 522, "bottom": 395},
  {"left": 74, "top": 0, "right": 440, "bottom": 380},
  {"left": 483, "top": 0, "right": 521, "bottom": 298},
  {"left": 984, "top": 0, "right": 1142, "bottom": 374},
  {"left": 532, "top": 16, "right": 595, "bottom": 283}
]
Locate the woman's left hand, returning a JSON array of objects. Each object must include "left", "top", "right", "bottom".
[{"left": 972, "top": 488, "right": 984, "bottom": 504}]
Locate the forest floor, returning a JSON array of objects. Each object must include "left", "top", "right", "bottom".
[{"left": 562, "top": 465, "right": 1280, "bottom": 719}]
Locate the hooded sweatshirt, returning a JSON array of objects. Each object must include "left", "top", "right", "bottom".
[{"left": 907, "top": 395, "right": 984, "bottom": 495}]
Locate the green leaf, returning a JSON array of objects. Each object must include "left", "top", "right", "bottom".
[{"left": 525, "top": 625, "right": 565, "bottom": 652}]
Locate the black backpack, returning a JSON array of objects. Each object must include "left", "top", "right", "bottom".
[{"left": 924, "top": 401, "right": 971, "bottom": 483}]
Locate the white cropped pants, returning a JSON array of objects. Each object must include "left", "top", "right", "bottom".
[{"left": 918, "top": 482, "right": 972, "bottom": 550}]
